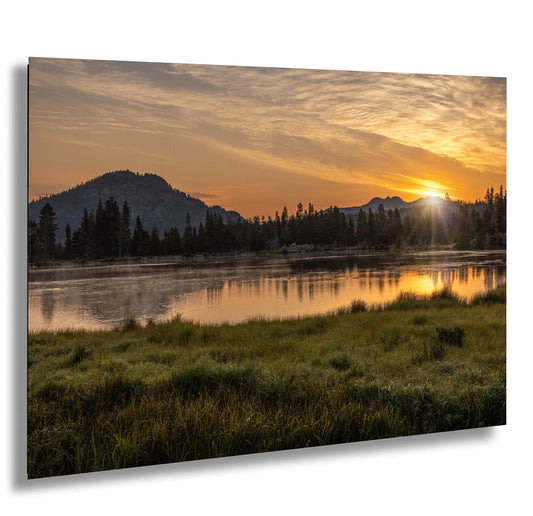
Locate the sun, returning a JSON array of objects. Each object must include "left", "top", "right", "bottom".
[
  {"left": 395, "top": 176, "right": 451, "bottom": 201},
  {"left": 422, "top": 190, "right": 442, "bottom": 198}
]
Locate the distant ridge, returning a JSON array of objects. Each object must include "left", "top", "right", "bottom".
[
  {"left": 28, "top": 170, "right": 241, "bottom": 241},
  {"left": 339, "top": 194, "right": 444, "bottom": 215}
]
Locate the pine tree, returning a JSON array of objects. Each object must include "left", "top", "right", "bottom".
[
  {"left": 94, "top": 199, "right": 105, "bottom": 258},
  {"left": 355, "top": 209, "right": 368, "bottom": 245},
  {"left": 495, "top": 185, "right": 506, "bottom": 245},
  {"left": 105, "top": 197, "right": 121, "bottom": 257},
  {"left": 148, "top": 227, "right": 161, "bottom": 256},
  {"left": 482, "top": 187, "right": 495, "bottom": 246},
  {"left": 131, "top": 216, "right": 149, "bottom": 256},
  {"left": 64, "top": 223, "right": 72, "bottom": 260},
  {"left": 121, "top": 201, "right": 131, "bottom": 256},
  {"left": 367, "top": 208, "right": 375, "bottom": 246},
  {"left": 391, "top": 208, "right": 403, "bottom": 246},
  {"left": 28, "top": 220, "right": 38, "bottom": 263},
  {"left": 182, "top": 213, "right": 194, "bottom": 253},
  {"left": 37, "top": 203, "right": 58, "bottom": 261}
]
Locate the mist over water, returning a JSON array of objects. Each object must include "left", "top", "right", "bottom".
[{"left": 28, "top": 251, "right": 506, "bottom": 332}]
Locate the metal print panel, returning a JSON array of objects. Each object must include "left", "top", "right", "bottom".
[{"left": 27, "top": 58, "right": 506, "bottom": 478}]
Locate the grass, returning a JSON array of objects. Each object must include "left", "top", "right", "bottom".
[{"left": 27, "top": 285, "right": 506, "bottom": 478}]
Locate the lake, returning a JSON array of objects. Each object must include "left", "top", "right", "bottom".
[{"left": 28, "top": 250, "right": 506, "bottom": 332}]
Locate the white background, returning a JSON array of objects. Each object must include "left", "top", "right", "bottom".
[{"left": 2, "top": 1, "right": 532, "bottom": 514}]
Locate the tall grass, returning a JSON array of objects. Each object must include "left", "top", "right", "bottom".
[{"left": 27, "top": 285, "right": 506, "bottom": 478}]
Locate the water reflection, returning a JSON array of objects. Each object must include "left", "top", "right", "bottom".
[
  {"left": 28, "top": 251, "right": 506, "bottom": 331},
  {"left": 40, "top": 289, "right": 56, "bottom": 323},
  {"left": 207, "top": 285, "right": 223, "bottom": 306}
]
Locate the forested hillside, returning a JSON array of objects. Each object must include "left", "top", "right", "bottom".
[{"left": 28, "top": 170, "right": 240, "bottom": 241}]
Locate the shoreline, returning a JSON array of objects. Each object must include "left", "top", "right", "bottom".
[
  {"left": 28, "top": 245, "right": 507, "bottom": 273},
  {"left": 30, "top": 284, "right": 506, "bottom": 336}
]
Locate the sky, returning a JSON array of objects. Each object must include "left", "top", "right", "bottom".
[{"left": 28, "top": 58, "right": 506, "bottom": 218}]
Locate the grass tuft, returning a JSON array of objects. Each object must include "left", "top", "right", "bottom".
[
  {"left": 436, "top": 327, "right": 465, "bottom": 347},
  {"left": 411, "top": 315, "right": 428, "bottom": 326},
  {"left": 120, "top": 318, "right": 141, "bottom": 332},
  {"left": 348, "top": 300, "right": 367, "bottom": 313},
  {"left": 427, "top": 340, "right": 445, "bottom": 361},
  {"left": 470, "top": 285, "right": 506, "bottom": 305},
  {"left": 380, "top": 328, "right": 403, "bottom": 352},
  {"left": 329, "top": 353, "right": 351, "bottom": 371},
  {"left": 63, "top": 344, "right": 88, "bottom": 367}
]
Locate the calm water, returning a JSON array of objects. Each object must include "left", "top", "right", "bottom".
[{"left": 28, "top": 251, "right": 506, "bottom": 332}]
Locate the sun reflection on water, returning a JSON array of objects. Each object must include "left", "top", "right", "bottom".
[{"left": 28, "top": 252, "right": 506, "bottom": 331}]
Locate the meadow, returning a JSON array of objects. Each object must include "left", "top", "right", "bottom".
[{"left": 27, "top": 285, "right": 506, "bottom": 478}]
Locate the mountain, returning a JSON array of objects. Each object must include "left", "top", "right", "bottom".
[
  {"left": 28, "top": 170, "right": 241, "bottom": 241},
  {"left": 339, "top": 195, "right": 444, "bottom": 216},
  {"left": 409, "top": 196, "right": 445, "bottom": 207},
  {"left": 340, "top": 196, "right": 408, "bottom": 215}
]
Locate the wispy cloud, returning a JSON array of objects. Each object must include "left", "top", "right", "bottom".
[
  {"left": 187, "top": 192, "right": 220, "bottom": 199},
  {"left": 28, "top": 58, "right": 506, "bottom": 215}
]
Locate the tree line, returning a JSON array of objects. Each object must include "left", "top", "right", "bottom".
[{"left": 28, "top": 187, "right": 506, "bottom": 263}]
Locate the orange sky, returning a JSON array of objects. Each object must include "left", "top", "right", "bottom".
[{"left": 28, "top": 58, "right": 506, "bottom": 218}]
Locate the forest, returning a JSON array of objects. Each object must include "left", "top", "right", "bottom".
[{"left": 28, "top": 186, "right": 506, "bottom": 262}]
